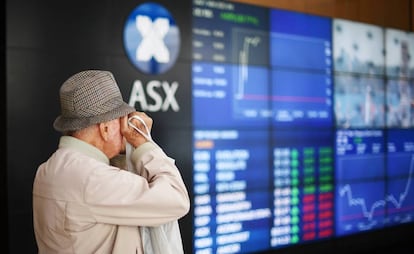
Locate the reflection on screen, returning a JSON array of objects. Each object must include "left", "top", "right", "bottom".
[
  {"left": 385, "top": 28, "right": 414, "bottom": 78},
  {"left": 386, "top": 77, "right": 414, "bottom": 128},
  {"left": 334, "top": 73, "right": 385, "bottom": 128},
  {"left": 333, "top": 19, "right": 385, "bottom": 75}
]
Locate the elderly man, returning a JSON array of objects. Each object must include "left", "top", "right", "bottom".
[{"left": 32, "top": 70, "right": 190, "bottom": 253}]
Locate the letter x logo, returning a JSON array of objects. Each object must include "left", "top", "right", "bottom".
[
  {"left": 136, "top": 15, "right": 170, "bottom": 63},
  {"left": 123, "top": 2, "right": 180, "bottom": 74}
]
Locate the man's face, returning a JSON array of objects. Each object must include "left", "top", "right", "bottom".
[{"left": 105, "top": 118, "right": 125, "bottom": 158}]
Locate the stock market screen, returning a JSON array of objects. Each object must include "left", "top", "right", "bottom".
[{"left": 191, "top": 1, "right": 414, "bottom": 253}]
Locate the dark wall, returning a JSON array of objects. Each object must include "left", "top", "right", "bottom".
[{"left": 2, "top": 0, "right": 7, "bottom": 252}]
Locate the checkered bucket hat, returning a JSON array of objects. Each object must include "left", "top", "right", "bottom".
[{"left": 53, "top": 70, "right": 135, "bottom": 132}]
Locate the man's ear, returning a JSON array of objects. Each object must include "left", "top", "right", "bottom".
[{"left": 98, "top": 122, "right": 109, "bottom": 141}]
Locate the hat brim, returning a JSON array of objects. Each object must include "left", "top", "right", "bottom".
[{"left": 53, "top": 102, "right": 135, "bottom": 132}]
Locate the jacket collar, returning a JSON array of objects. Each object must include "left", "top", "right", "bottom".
[{"left": 58, "top": 135, "right": 109, "bottom": 165}]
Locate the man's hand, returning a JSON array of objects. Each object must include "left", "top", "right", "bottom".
[{"left": 121, "top": 111, "right": 153, "bottom": 148}]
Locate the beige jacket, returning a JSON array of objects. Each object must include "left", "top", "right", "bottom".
[{"left": 33, "top": 136, "right": 190, "bottom": 253}]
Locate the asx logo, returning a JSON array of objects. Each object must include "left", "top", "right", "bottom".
[
  {"left": 123, "top": 2, "right": 181, "bottom": 112},
  {"left": 123, "top": 2, "right": 180, "bottom": 75},
  {"left": 128, "top": 80, "right": 179, "bottom": 112}
]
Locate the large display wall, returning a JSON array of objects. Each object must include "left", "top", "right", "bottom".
[
  {"left": 5, "top": 0, "right": 414, "bottom": 253},
  {"left": 191, "top": 1, "right": 414, "bottom": 253}
]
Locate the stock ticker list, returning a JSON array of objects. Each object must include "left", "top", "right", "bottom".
[
  {"left": 192, "top": 129, "right": 335, "bottom": 253},
  {"left": 271, "top": 130, "right": 334, "bottom": 247},
  {"left": 193, "top": 130, "right": 272, "bottom": 254}
]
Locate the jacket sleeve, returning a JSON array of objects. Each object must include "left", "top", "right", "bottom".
[{"left": 85, "top": 142, "right": 190, "bottom": 227}]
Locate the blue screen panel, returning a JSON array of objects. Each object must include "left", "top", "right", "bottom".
[
  {"left": 192, "top": 1, "right": 268, "bottom": 64},
  {"left": 335, "top": 130, "right": 385, "bottom": 181},
  {"left": 335, "top": 129, "right": 386, "bottom": 236},
  {"left": 192, "top": 62, "right": 270, "bottom": 128},
  {"left": 270, "top": 9, "right": 332, "bottom": 71},
  {"left": 270, "top": 8, "right": 333, "bottom": 128},
  {"left": 386, "top": 178, "right": 414, "bottom": 226},
  {"left": 193, "top": 190, "right": 272, "bottom": 254},
  {"left": 336, "top": 180, "right": 386, "bottom": 236},
  {"left": 271, "top": 69, "right": 333, "bottom": 127},
  {"left": 386, "top": 129, "right": 414, "bottom": 226}
]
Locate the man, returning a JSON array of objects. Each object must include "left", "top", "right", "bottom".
[{"left": 32, "top": 70, "right": 190, "bottom": 253}]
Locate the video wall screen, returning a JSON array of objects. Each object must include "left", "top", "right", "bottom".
[{"left": 191, "top": 1, "right": 414, "bottom": 253}]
